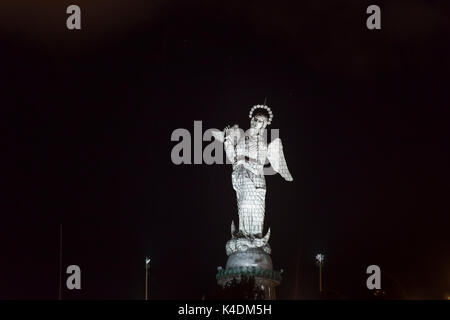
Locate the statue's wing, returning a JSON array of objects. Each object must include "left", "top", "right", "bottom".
[
  {"left": 211, "top": 129, "right": 225, "bottom": 142},
  {"left": 267, "top": 138, "right": 293, "bottom": 181}
]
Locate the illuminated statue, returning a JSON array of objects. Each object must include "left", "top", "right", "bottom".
[{"left": 212, "top": 104, "right": 293, "bottom": 256}]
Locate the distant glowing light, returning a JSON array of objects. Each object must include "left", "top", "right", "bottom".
[
  {"left": 146, "top": 258, "right": 151, "bottom": 265},
  {"left": 315, "top": 254, "right": 325, "bottom": 264}
]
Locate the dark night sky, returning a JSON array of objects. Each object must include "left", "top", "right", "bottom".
[{"left": 1, "top": 1, "right": 449, "bottom": 299}]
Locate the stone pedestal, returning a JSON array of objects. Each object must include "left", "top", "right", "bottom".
[{"left": 216, "top": 248, "right": 282, "bottom": 300}]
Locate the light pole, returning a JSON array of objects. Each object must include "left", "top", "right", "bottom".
[
  {"left": 315, "top": 254, "right": 325, "bottom": 293},
  {"left": 145, "top": 257, "right": 151, "bottom": 300}
]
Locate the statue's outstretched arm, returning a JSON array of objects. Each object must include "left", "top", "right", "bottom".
[
  {"left": 224, "top": 136, "right": 236, "bottom": 164},
  {"left": 211, "top": 124, "right": 239, "bottom": 142},
  {"left": 267, "top": 138, "right": 293, "bottom": 181},
  {"left": 211, "top": 125, "right": 240, "bottom": 164}
]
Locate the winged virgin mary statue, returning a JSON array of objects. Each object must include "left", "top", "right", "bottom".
[{"left": 212, "top": 104, "right": 293, "bottom": 255}]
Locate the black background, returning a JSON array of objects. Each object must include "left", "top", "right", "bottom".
[{"left": 1, "top": 0, "right": 449, "bottom": 299}]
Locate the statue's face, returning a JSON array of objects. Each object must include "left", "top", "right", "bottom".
[{"left": 250, "top": 114, "right": 268, "bottom": 130}]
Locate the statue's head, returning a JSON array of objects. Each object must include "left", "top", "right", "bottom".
[
  {"left": 249, "top": 105, "right": 273, "bottom": 130},
  {"left": 251, "top": 112, "right": 269, "bottom": 130}
]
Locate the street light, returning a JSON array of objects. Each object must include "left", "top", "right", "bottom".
[
  {"left": 315, "top": 253, "right": 325, "bottom": 293},
  {"left": 145, "top": 257, "right": 151, "bottom": 300}
]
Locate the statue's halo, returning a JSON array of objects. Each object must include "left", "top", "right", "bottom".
[{"left": 249, "top": 104, "right": 274, "bottom": 125}]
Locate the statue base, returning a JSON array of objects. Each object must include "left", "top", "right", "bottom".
[
  {"left": 216, "top": 248, "right": 282, "bottom": 300},
  {"left": 225, "top": 224, "right": 272, "bottom": 256}
]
